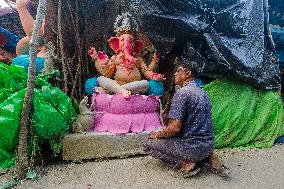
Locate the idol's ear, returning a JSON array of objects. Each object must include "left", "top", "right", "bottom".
[
  {"left": 134, "top": 40, "right": 144, "bottom": 55},
  {"left": 108, "top": 37, "right": 120, "bottom": 53}
]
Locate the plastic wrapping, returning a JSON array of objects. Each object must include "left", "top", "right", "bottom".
[
  {"left": 0, "top": 90, "right": 25, "bottom": 169},
  {"left": 204, "top": 79, "right": 284, "bottom": 148},
  {"left": 0, "top": 62, "right": 76, "bottom": 169}
]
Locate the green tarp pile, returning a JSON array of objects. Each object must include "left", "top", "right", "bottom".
[
  {"left": 0, "top": 62, "right": 76, "bottom": 169},
  {"left": 204, "top": 79, "right": 284, "bottom": 149}
]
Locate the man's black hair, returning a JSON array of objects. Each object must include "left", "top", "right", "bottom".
[{"left": 177, "top": 58, "right": 201, "bottom": 78}]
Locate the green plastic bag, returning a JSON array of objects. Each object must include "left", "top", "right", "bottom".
[
  {"left": 0, "top": 90, "right": 26, "bottom": 169},
  {"left": 0, "top": 62, "right": 77, "bottom": 169},
  {"left": 33, "top": 87, "right": 76, "bottom": 142}
]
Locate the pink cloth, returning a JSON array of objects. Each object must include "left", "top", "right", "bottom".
[{"left": 92, "top": 93, "right": 164, "bottom": 134}]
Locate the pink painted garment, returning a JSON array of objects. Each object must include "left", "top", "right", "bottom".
[{"left": 92, "top": 93, "right": 164, "bottom": 134}]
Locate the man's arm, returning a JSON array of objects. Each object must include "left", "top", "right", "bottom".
[
  {"left": 149, "top": 89, "right": 188, "bottom": 139},
  {"left": 149, "top": 119, "right": 182, "bottom": 139}
]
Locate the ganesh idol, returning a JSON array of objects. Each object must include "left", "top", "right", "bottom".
[{"left": 85, "top": 12, "right": 165, "bottom": 97}]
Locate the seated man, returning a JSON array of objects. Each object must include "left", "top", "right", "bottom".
[{"left": 144, "top": 59, "right": 222, "bottom": 177}]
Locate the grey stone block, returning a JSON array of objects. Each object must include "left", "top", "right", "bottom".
[{"left": 62, "top": 132, "right": 149, "bottom": 162}]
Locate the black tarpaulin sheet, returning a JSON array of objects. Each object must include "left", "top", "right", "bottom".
[
  {"left": 127, "top": 0, "right": 279, "bottom": 89},
  {"left": 81, "top": 0, "right": 279, "bottom": 89},
  {"left": 269, "top": 0, "right": 284, "bottom": 28}
]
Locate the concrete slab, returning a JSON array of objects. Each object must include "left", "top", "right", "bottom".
[{"left": 62, "top": 132, "right": 149, "bottom": 162}]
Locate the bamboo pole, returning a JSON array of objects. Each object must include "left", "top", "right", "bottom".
[{"left": 16, "top": 0, "right": 46, "bottom": 179}]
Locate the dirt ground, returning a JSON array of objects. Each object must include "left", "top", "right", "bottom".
[{"left": 1, "top": 144, "right": 284, "bottom": 189}]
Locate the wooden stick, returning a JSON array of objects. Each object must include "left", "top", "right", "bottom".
[
  {"left": 58, "top": 0, "right": 68, "bottom": 93},
  {"left": 16, "top": 0, "right": 46, "bottom": 179}
]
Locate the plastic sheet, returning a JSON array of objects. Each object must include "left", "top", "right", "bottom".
[
  {"left": 269, "top": 0, "right": 284, "bottom": 27},
  {"left": 0, "top": 90, "right": 25, "bottom": 169},
  {"left": 0, "top": 1, "right": 16, "bottom": 17},
  {"left": 85, "top": 0, "right": 279, "bottom": 89},
  {"left": 203, "top": 79, "right": 284, "bottom": 149},
  {"left": 12, "top": 55, "right": 45, "bottom": 73}
]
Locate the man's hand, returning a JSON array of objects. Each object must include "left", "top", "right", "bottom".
[
  {"left": 149, "top": 132, "right": 162, "bottom": 139},
  {"left": 149, "top": 119, "right": 182, "bottom": 139}
]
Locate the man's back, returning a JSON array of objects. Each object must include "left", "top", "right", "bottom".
[{"left": 168, "top": 81, "right": 214, "bottom": 145}]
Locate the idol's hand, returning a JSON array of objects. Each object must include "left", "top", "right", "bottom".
[
  {"left": 152, "top": 73, "right": 166, "bottom": 81},
  {"left": 88, "top": 47, "right": 98, "bottom": 60},
  {"left": 152, "top": 52, "right": 160, "bottom": 64}
]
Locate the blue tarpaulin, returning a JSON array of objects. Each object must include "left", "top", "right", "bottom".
[{"left": 0, "top": 27, "right": 20, "bottom": 53}]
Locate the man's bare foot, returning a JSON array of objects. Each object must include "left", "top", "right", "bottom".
[
  {"left": 180, "top": 162, "right": 196, "bottom": 172},
  {"left": 208, "top": 152, "right": 230, "bottom": 180},
  {"left": 209, "top": 152, "right": 222, "bottom": 171},
  {"left": 179, "top": 162, "right": 201, "bottom": 178}
]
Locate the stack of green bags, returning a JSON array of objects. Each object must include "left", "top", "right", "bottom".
[{"left": 0, "top": 62, "right": 76, "bottom": 169}]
